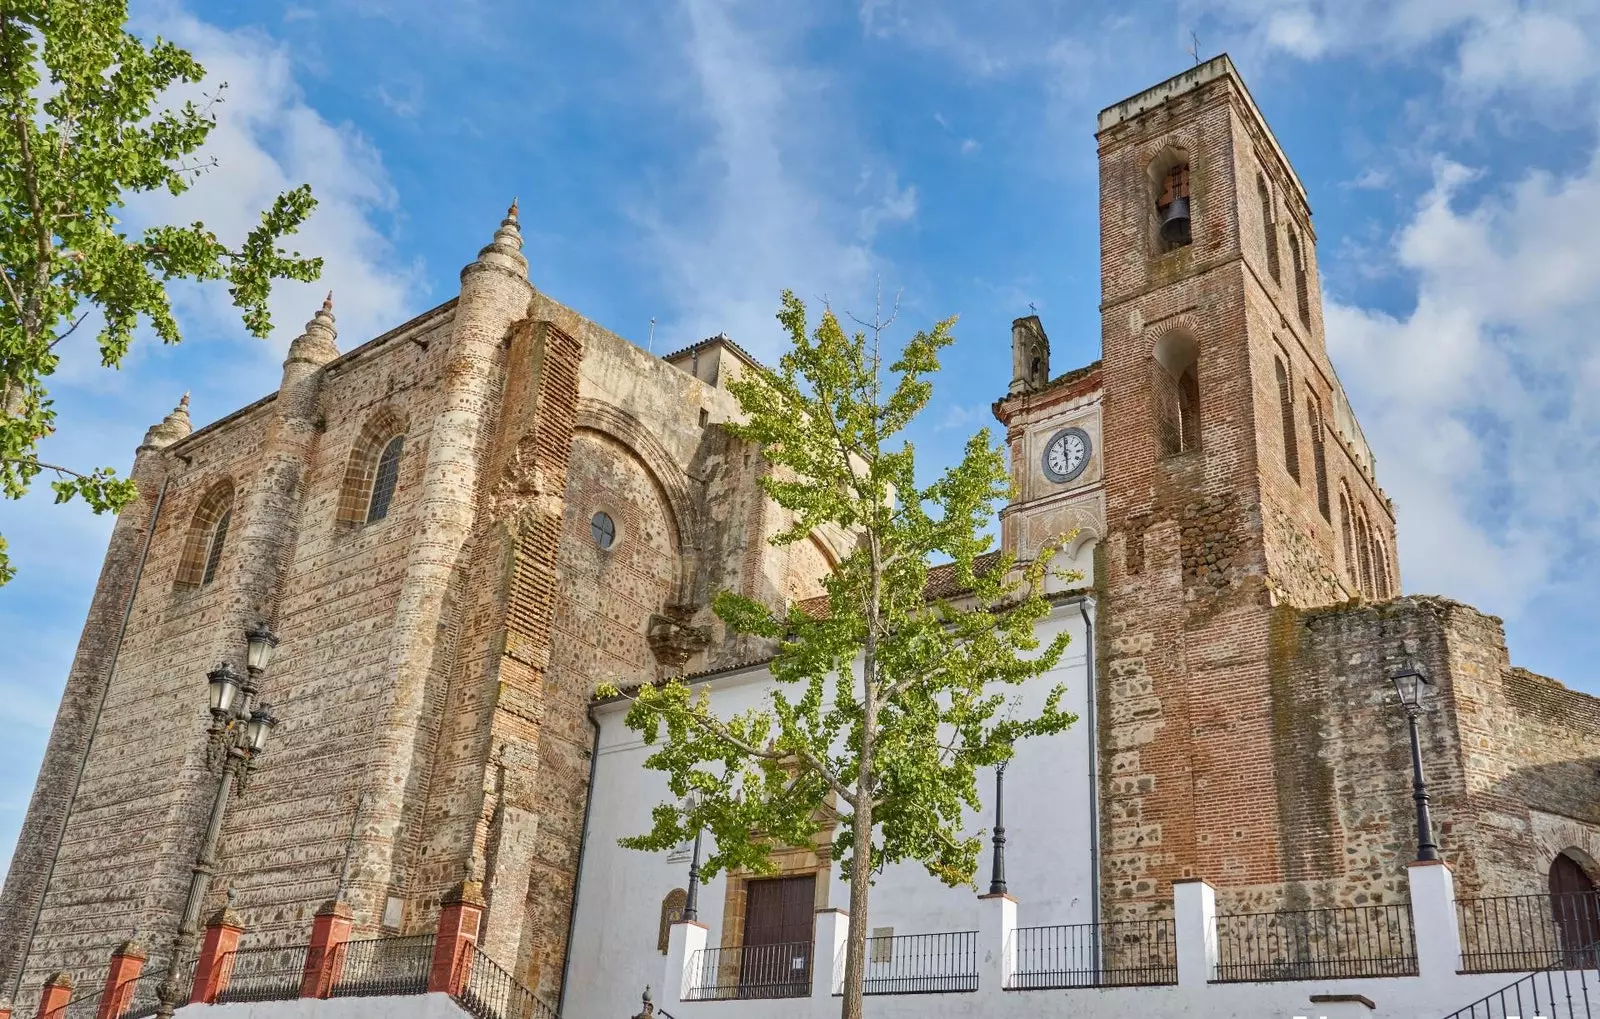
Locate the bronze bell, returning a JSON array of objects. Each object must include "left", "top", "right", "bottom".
[{"left": 1159, "top": 196, "right": 1192, "bottom": 245}]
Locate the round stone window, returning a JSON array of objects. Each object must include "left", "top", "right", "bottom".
[{"left": 590, "top": 511, "right": 616, "bottom": 550}]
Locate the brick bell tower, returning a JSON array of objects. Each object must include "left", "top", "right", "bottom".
[{"left": 1092, "top": 55, "right": 1399, "bottom": 918}]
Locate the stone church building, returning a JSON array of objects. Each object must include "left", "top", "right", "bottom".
[{"left": 3, "top": 55, "right": 1596, "bottom": 1017}]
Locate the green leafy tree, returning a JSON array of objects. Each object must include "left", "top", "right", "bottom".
[
  {"left": 0, "top": 0, "right": 321, "bottom": 584},
  {"left": 602, "top": 291, "right": 1079, "bottom": 1019}
]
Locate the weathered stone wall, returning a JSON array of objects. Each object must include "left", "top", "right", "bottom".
[
  {"left": 1264, "top": 596, "right": 1600, "bottom": 912},
  {"left": 0, "top": 206, "right": 836, "bottom": 1010}
]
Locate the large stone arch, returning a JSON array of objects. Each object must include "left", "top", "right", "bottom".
[{"left": 574, "top": 399, "right": 698, "bottom": 556}]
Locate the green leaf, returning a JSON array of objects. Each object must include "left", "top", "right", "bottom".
[{"left": 0, "top": 1, "right": 321, "bottom": 584}]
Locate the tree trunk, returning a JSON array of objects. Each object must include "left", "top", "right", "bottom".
[{"left": 840, "top": 694, "right": 875, "bottom": 1019}]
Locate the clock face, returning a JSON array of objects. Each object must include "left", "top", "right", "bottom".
[{"left": 1041, "top": 427, "right": 1092, "bottom": 483}]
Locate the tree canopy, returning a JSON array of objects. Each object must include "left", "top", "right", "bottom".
[
  {"left": 0, "top": 1, "right": 321, "bottom": 583},
  {"left": 603, "top": 291, "right": 1079, "bottom": 1018}
]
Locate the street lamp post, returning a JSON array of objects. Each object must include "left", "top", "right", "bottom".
[
  {"left": 1391, "top": 667, "right": 1440, "bottom": 863},
  {"left": 988, "top": 759, "right": 1008, "bottom": 896},
  {"left": 154, "top": 625, "right": 282, "bottom": 1017}
]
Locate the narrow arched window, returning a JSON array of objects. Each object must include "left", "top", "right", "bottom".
[
  {"left": 367, "top": 436, "right": 405, "bottom": 523},
  {"left": 1373, "top": 537, "right": 1390, "bottom": 598},
  {"left": 1153, "top": 333, "right": 1200, "bottom": 457},
  {"left": 202, "top": 510, "right": 231, "bottom": 586},
  {"left": 177, "top": 481, "right": 235, "bottom": 589},
  {"left": 1275, "top": 356, "right": 1299, "bottom": 482},
  {"left": 338, "top": 408, "right": 408, "bottom": 528},
  {"left": 1258, "top": 175, "right": 1280, "bottom": 282},
  {"left": 1288, "top": 231, "right": 1311, "bottom": 327},
  {"left": 1356, "top": 514, "right": 1374, "bottom": 596},
  {"left": 1339, "top": 491, "right": 1356, "bottom": 587},
  {"left": 1308, "top": 397, "right": 1330, "bottom": 520},
  {"left": 1156, "top": 162, "right": 1193, "bottom": 251}
]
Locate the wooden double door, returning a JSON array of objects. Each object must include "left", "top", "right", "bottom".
[
  {"left": 739, "top": 874, "right": 816, "bottom": 997},
  {"left": 1550, "top": 853, "right": 1599, "bottom": 964}
]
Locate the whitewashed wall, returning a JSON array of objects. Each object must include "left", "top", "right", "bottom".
[{"left": 563, "top": 598, "right": 1099, "bottom": 1019}]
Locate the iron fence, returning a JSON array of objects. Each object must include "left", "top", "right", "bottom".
[
  {"left": 214, "top": 943, "right": 310, "bottom": 1004},
  {"left": 1213, "top": 903, "right": 1418, "bottom": 982},
  {"left": 685, "top": 941, "right": 813, "bottom": 1000},
  {"left": 453, "top": 945, "right": 560, "bottom": 1019},
  {"left": 1008, "top": 918, "right": 1178, "bottom": 988},
  {"left": 116, "top": 966, "right": 171, "bottom": 1019},
  {"left": 1460, "top": 892, "right": 1600, "bottom": 973},
  {"left": 327, "top": 934, "right": 436, "bottom": 998},
  {"left": 862, "top": 930, "right": 978, "bottom": 995},
  {"left": 1441, "top": 942, "right": 1599, "bottom": 1018}
]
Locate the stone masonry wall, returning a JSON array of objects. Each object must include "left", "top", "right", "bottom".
[{"left": 1266, "top": 596, "right": 1600, "bottom": 912}]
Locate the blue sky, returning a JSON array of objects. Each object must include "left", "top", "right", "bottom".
[{"left": 2, "top": 0, "right": 1599, "bottom": 866}]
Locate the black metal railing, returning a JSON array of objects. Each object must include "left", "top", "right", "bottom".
[
  {"left": 1214, "top": 903, "right": 1418, "bottom": 982},
  {"left": 214, "top": 944, "right": 310, "bottom": 1004},
  {"left": 1441, "top": 941, "right": 1599, "bottom": 1018},
  {"left": 115, "top": 966, "right": 171, "bottom": 1019},
  {"left": 685, "top": 941, "right": 813, "bottom": 1000},
  {"left": 1008, "top": 919, "right": 1178, "bottom": 988},
  {"left": 453, "top": 944, "right": 560, "bottom": 1019},
  {"left": 862, "top": 931, "right": 978, "bottom": 995},
  {"left": 328, "top": 934, "right": 436, "bottom": 998},
  {"left": 1460, "top": 892, "right": 1600, "bottom": 973}
]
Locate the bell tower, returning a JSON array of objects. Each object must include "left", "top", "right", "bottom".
[{"left": 1092, "top": 55, "right": 1399, "bottom": 918}]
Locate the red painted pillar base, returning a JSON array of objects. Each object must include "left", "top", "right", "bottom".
[
  {"left": 427, "top": 880, "right": 485, "bottom": 995},
  {"left": 190, "top": 903, "right": 245, "bottom": 1004},
  {"left": 38, "top": 972, "right": 73, "bottom": 1019},
  {"left": 300, "top": 899, "right": 354, "bottom": 999},
  {"left": 97, "top": 940, "right": 148, "bottom": 1019}
]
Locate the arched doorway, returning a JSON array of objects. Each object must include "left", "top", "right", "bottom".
[{"left": 1549, "top": 852, "right": 1599, "bottom": 965}]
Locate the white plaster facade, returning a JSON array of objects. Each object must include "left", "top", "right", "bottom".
[{"left": 564, "top": 599, "right": 1101, "bottom": 1019}]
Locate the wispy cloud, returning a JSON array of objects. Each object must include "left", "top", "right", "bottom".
[
  {"left": 1327, "top": 152, "right": 1600, "bottom": 615},
  {"left": 0, "top": 1, "right": 421, "bottom": 865},
  {"left": 635, "top": 0, "right": 915, "bottom": 355}
]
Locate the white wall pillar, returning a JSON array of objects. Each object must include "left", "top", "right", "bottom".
[
  {"left": 1174, "top": 878, "right": 1217, "bottom": 989},
  {"left": 976, "top": 893, "right": 1018, "bottom": 996},
  {"left": 1407, "top": 860, "right": 1461, "bottom": 980},
  {"left": 664, "top": 921, "right": 708, "bottom": 1006},
  {"left": 812, "top": 909, "right": 849, "bottom": 998}
]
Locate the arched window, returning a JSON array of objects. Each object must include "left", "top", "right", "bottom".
[
  {"left": 1356, "top": 513, "right": 1374, "bottom": 596},
  {"left": 1308, "top": 397, "right": 1330, "bottom": 520},
  {"left": 1288, "top": 231, "right": 1311, "bottom": 327},
  {"left": 1339, "top": 490, "right": 1356, "bottom": 588},
  {"left": 1275, "top": 356, "right": 1299, "bottom": 482},
  {"left": 1258, "top": 175, "right": 1280, "bottom": 282},
  {"left": 1153, "top": 332, "right": 1200, "bottom": 457},
  {"left": 1149, "top": 149, "right": 1192, "bottom": 253},
  {"left": 338, "top": 409, "right": 408, "bottom": 527},
  {"left": 1373, "top": 536, "right": 1391, "bottom": 598},
  {"left": 177, "top": 482, "right": 235, "bottom": 588},
  {"left": 367, "top": 436, "right": 404, "bottom": 523}
]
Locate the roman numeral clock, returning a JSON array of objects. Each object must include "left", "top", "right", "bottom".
[{"left": 1041, "top": 426, "right": 1092, "bottom": 484}]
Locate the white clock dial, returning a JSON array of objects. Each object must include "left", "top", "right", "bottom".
[{"left": 1041, "top": 427, "right": 1092, "bottom": 483}]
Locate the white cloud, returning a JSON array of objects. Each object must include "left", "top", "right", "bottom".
[
  {"left": 0, "top": 4, "right": 419, "bottom": 862},
  {"left": 1325, "top": 153, "right": 1600, "bottom": 615},
  {"left": 636, "top": 0, "right": 915, "bottom": 355},
  {"left": 125, "top": 2, "right": 425, "bottom": 368},
  {"left": 1197, "top": 0, "right": 1600, "bottom": 101}
]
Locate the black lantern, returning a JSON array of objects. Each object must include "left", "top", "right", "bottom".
[
  {"left": 1391, "top": 668, "right": 1430, "bottom": 714},
  {"left": 244, "top": 705, "right": 280, "bottom": 754},
  {"left": 207, "top": 662, "right": 244, "bottom": 718},
  {"left": 244, "top": 623, "right": 279, "bottom": 676}
]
